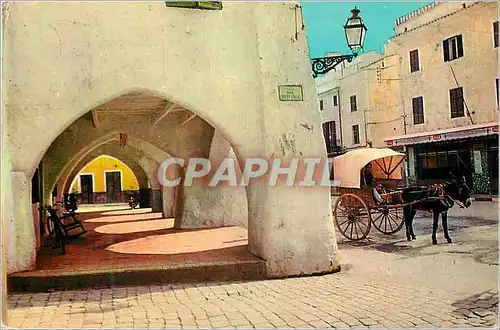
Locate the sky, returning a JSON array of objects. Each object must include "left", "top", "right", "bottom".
[{"left": 301, "top": 1, "right": 433, "bottom": 58}]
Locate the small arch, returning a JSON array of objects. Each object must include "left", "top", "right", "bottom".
[{"left": 66, "top": 154, "right": 143, "bottom": 204}]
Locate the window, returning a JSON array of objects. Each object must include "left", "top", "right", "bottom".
[
  {"left": 350, "top": 95, "right": 357, "bottom": 112},
  {"left": 416, "top": 143, "right": 472, "bottom": 181},
  {"left": 450, "top": 87, "right": 464, "bottom": 118},
  {"left": 443, "top": 35, "right": 463, "bottom": 62},
  {"left": 352, "top": 125, "right": 360, "bottom": 145},
  {"left": 333, "top": 95, "right": 338, "bottom": 106},
  {"left": 494, "top": 21, "right": 499, "bottom": 48},
  {"left": 322, "top": 121, "right": 337, "bottom": 153},
  {"left": 165, "top": 1, "right": 222, "bottom": 10},
  {"left": 409, "top": 49, "right": 420, "bottom": 72},
  {"left": 319, "top": 100, "right": 324, "bottom": 111},
  {"left": 496, "top": 78, "right": 499, "bottom": 106},
  {"left": 412, "top": 96, "right": 424, "bottom": 124}
]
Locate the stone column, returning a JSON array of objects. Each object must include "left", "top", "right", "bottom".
[
  {"left": 176, "top": 184, "right": 218, "bottom": 229},
  {"left": 151, "top": 189, "right": 163, "bottom": 212},
  {"left": 240, "top": 2, "right": 340, "bottom": 277},
  {"left": 7, "top": 172, "right": 37, "bottom": 273},
  {"left": 245, "top": 181, "right": 340, "bottom": 278},
  {"left": 162, "top": 186, "right": 176, "bottom": 218}
]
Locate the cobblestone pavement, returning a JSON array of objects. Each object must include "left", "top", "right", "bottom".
[
  {"left": 7, "top": 201, "right": 498, "bottom": 328},
  {"left": 7, "top": 272, "right": 498, "bottom": 329}
]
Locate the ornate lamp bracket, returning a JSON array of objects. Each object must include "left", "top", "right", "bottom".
[{"left": 311, "top": 54, "right": 357, "bottom": 78}]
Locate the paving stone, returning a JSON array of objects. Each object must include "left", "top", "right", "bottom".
[
  {"left": 472, "top": 308, "right": 494, "bottom": 317},
  {"left": 7, "top": 269, "right": 499, "bottom": 330}
]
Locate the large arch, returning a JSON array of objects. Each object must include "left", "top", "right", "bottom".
[
  {"left": 3, "top": 2, "right": 339, "bottom": 278},
  {"left": 42, "top": 97, "right": 215, "bottom": 203}
]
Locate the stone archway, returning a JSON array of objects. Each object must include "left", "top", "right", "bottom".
[
  {"left": 4, "top": 2, "right": 339, "bottom": 277},
  {"left": 51, "top": 133, "right": 178, "bottom": 217},
  {"left": 64, "top": 152, "right": 149, "bottom": 195},
  {"left": 60, "top": 143, "right": 163, "bottom": 212}
]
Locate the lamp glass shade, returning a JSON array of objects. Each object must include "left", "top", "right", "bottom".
[{"left": 344, "top": 9, "right": 367, "bottom": 53}]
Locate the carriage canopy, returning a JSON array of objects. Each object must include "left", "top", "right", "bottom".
[{"left": 333, "top": 148, "right": 406, "bottom": 188}]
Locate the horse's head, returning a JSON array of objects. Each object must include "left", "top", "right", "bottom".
[{"left": 446, "top": 175, "right": 472, "bottom": 208}]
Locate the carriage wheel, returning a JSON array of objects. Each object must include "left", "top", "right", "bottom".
[
  {"left": 334, "top": 193, "right": 371, "bottom": 241},
  {"left": 371, "top": 206, "right": 405, "bottom": 235}
]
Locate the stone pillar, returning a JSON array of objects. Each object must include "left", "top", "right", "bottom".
[
  {"left": 7, "top": 172, "right": 37, "bottom": 273},
  {"left": 471, "top": 144, "right": 491, "bottom": 195},
  {"left": 174, "top": 171, "right": 248, "bottom": 229},
  {"left": 175, "top": 184, "right": 221, "bottom": 229},
  {"left": 162, "top": 186, "right": 176, "bottom": 218},
  {"left": 246, "top": 182, "right": 340, "bottom": 278},
  {"left": 151, "top": 189, "right": 163, "bottom": 212},
  {"left": 237, "top": 2, "right": 340, "bottom": 277}
]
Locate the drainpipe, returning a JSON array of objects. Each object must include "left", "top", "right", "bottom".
[
  {"left": 337, "top": 89, "right": 343, "bottom": 149},
  {"left": 363, "top": 69, "right": 370, "bottom": 146},
  {"left": 363, "top": 108, "right": 370, "bottom": 147}
]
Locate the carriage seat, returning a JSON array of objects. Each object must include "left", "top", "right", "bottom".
[{"left": 372, "top": 185, "right": 403, "bottom": 205}]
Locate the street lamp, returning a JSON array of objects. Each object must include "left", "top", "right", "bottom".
[{"left": 311, "top": 7, "right": 368, "bottom": 78}]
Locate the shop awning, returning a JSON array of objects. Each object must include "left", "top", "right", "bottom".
[{"left": 384, "top": 122, "right": 499, "bottom": 147}]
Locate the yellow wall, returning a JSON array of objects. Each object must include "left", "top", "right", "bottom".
[{"left": 70, "top": 155, "right": 139, "bottom": 193}]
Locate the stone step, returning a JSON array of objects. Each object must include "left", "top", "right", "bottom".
[{"left": 8, "top": 260, "right": 267, "bottom": 293}]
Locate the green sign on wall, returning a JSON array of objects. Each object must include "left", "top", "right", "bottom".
[
  {"left": 278, "top": 85, "right": 303, "bottom": 101},
  {"left": 165, "top": 1, "right": 222, "bottom": 10}
]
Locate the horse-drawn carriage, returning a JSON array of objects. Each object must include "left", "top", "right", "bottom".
[
  {"left": 331, "top": 147, "right": 472, "bottom": 242},
  {"left": 332, "top": 148, "right": 408, "bottom": 241}
]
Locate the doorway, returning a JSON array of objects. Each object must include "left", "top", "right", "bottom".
[
  {"left": 80, "top": 174, "right": 94, "bottom": 204},
  {"left": 106, "top": 171, "right": 122, "bottom": 203}
]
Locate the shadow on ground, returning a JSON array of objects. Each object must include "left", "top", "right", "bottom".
[
  {"left": 337, "top": 215, "right": 498, "bottom": 266},
  {"left": 450, "top": 290, "right": 498, "bottom": 327}
]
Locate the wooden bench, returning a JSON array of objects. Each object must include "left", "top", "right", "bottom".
[{"left": 44, "top": 206, "right": 87, "bottom": 254}]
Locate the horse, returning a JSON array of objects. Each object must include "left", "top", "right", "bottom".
[{"left": 401, "top": 176, "right": 472, "bottom": 244}]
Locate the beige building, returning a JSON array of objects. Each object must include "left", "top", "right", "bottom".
[
  {"left": 1, "top": 1, "right": 342, "bottom": 304},
  {"left": 382, "top": 2, "right": 499, "bottom": 195}
]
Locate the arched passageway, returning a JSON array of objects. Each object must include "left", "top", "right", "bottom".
[
  {"left": 66, "top": 154, "right": 145, "bottom": 204},
  {"left": 58, "top": 143, "right": 164, "bottom": 212},
  {"left": 4, "top": 1, "right": 339, "bottom": 279}
]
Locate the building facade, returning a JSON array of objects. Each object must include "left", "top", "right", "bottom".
[
  {"left": 383, "top": 2, "right": 499, "bottom": 195},
  {"left": 2, "top": 1, "right": 341, "bottom": 286},
  {"left": 316, "top": 53, "right": 383, "bottom": 156},
  {"left": 317, "top": 52, "right": 403, "bottom": 152}
]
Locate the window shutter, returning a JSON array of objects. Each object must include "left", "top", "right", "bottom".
[
  {"left": 457, "top": 35, "right": 463, "bottom": 58},
  {"left": 332, "top": 121, "right": 337, "bottom": 147},
  {"left": 443, "top": 40, "right": 450, "bottom": 62},
  {"left": 494, "top": 21, "right": 499, "bottom": 47}
]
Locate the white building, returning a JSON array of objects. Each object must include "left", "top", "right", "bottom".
[{"left": 316, "top": 52, "right": 384, "bottom": 154}]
